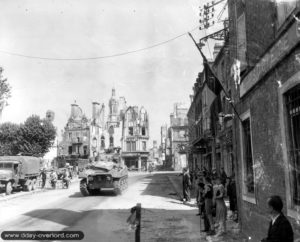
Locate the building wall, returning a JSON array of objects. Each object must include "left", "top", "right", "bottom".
[
  {"left": 228, "top": 0, "right": 300, "bottom": 240},
  {"left": 121, "top": 106, "right": 150, "bottom": 170},
  {"left": 169, "top": 103, "right": 189, "bottom": 171}
]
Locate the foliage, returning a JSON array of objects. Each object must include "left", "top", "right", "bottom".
[
  {"left": 0, "top": 122, "right": 21, "bottom": 155},
  {"left": 0, "top": 67, "right": 11, "bottom": 101},
  {"left": 0, "top": 115, "right": 56, "bottom": 157}
]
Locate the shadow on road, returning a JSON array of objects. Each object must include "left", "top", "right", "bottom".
[
  {"left": 69, "top": 191, "right": 117, "bottom": 198},
  {"left": 140, "top": 173, "right": 179, "bottom": 200},
  {"left": 23, "top": 207, "right": 202, "bottom": 242}
]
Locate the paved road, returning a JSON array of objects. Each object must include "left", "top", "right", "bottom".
[{"left": 0, "top": 172, "right": 200, "bottom": 242}]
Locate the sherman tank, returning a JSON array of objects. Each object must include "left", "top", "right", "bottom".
[{"left": 79, "top": 152, "right": 128, "bottom": 196}]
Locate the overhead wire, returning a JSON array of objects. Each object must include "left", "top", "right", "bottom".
[{"left": 0, "top": 25, "right": 200, "bottom": 61}]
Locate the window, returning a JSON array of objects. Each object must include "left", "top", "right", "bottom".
[
  {"left": 128, "top": 127, "right": 134, "bottom": 136},
  {"left": 101, "top": 136, "right": 105, "bottom": 149},
  {"left": 68, "top": 132, "right": 72, "bottom": 140},
  {"left": 142, "top": 141, "right": 146, "bottom": 151},
  {"left": 83, "top": 146, "right": 87, "bottom": 155},
  {"left": 237, "top": 13, "right": 247, "bottom": 71},
  {"left": 277, "top": 0, "right": 296, "bottom": 27},
  {"left": 109, "top": 136, "right": 114, "bottom": 147},
  {"left": 242, "top": 118, "right": 254, "bottom": 194},
  {"left": 92, "top": 137, "right": 97, "bottom": 148},
  {"left": 132, "top": 142, "right": 136, "bottom": 151},
  {"left": 141, "top": 127, "right": 146, "bottom": 136},
  {"left": 126, "top": 141, "right": 131, "bottom": 151},
  {"left": 4, "top": 163, "right": 12, "bottom": 169},
  {"left": 285, "top": 85, "right": 300, "bottom": 206},
  {"left": 68, "top": 146, "right": 72, "bottom": 154}
]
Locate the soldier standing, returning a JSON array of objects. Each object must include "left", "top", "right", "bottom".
[{"left": 40, "top": 169, "right": 47, "bottom": 189}]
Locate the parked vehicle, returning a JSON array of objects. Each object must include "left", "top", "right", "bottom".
[{"left": 0, "top": 156, "right": 42, "bottom": 195}]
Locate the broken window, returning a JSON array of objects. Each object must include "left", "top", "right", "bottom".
[
  {"left": 242, "top": 118, "right": 254, "bottom": 194},
  {"left": 101, "top": 136, "right": 105, "bottom": 149},
  {"left": 285, "top": 85, "right": 300, "bottom": 206},
  {"left": 128, "top": 127, "right": 134, "bottom": 136},
  {"left": 142, "top": 127, "right": 146, "bottom": 136}
]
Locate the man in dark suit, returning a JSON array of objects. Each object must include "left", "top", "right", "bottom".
[{"left": 261, "top": 195, "right": 293, "bottom": 242}]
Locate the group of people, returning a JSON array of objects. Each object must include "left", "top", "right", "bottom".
[
  {"left": 40, "top": 168, "right": 72, "bottom": 189},
  {"left": 182, "top": 167, "right": 237, "bottom": 237},
  {"left": 182, "top": 167, "right": 294, "bottom": 241}
]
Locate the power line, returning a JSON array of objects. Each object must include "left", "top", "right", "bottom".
[{"left": 0, "top": 26, "right": 200, "bottom": 61}]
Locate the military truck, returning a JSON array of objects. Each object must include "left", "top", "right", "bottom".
[
  {"left": 0, "top": 156, "right": 42, "bottom": 195},
  {"left": 79, "top": 151, "right": 128, "bottom": 196}
]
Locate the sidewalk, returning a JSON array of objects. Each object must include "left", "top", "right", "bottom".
[
  {"left": 0, "top": 178, "right": 80, "bottom": 203},
  {"left": 167, "top": 173, "right": 246, "bottom": 242}
]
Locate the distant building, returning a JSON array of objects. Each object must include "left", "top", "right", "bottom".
[
  {"left": 160, "top": 125, "right": 168, "bottom": 165},
  {"left": 149, "top": 140, "right": 160, "bottom": 166},
  {"left": 59, "top": 103, "right": 101, "bottom": 166},
  {"left": 121, "top": 106, "right": 150, "bottom": 171},
  {"left": 59, "top": 88, "right": 127, "bottom": 166},
  {"left": 167, "top": 103, "right": 189, "bottom": 171}
]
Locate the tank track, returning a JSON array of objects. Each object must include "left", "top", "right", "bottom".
[
  {"left": 113, "top": 176, "right": 128, "bottom": 195},
  {"left": 80, "top": 179, "right": 90, "bottom": 196}
]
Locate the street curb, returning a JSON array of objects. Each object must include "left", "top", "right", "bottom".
[
  {"left": 167, "top": 175, "right": 183, "bottom": 201},
  {"left": 0, "top": 179, "right": 80, "bottom": 203},
  {"left": 0, "top": 188, "right": 47, "bottom": 203}
]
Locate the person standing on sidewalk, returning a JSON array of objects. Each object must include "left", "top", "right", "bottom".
[
  {"left": 261, "top": 195, "right": 293, "bottom": 242},
  {"left": 226, "top": 176, "right": 238, "bottom": 221},
  {"left": 214, "top": 177, "right": 227, "bottom": 236},
  {"left": 220, "top": 167, "right": 227, "bottom": 186},
  {"left": 40, "top": 169, "right": 47, "bottom": 189},
  {"left": 203, "top": 176, "right": 215, "bottom": 235},
  {"left": 182, "top": 167, "right": 191, "bottom": 203},
  {"left": 197, "top": 181, "right": 210, "bottom": 232}
]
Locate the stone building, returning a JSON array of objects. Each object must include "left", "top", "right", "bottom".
[
  {"left": 103, "top": 88, "right": 127, "bottom": 150},
  {"left": 59, "top": 88, "right": 127, "bottom": 165},
  {"left": 121, "top": 106, "right": 150, "bottom": 171},
  {"left": 59, "top": 103, "right": 103, "bottom": 165},
  {"left": 167, "top": 103, "right": 189, "bottom": 171},
  {"left": 227, "top": 0, "right": 300, "bottom": 240}
]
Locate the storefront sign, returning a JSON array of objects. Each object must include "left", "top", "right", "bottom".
[{"left": 240, "top": 21, "right": 300, "bottom": 97}]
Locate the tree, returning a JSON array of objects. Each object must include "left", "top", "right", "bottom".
[
  {"left": 0, "top": 67, "right": 11, "bottom": 120},
  {"left": 0, "top": 122, "right": 21, "bottom": 155},
  {"left": 19, "top": 115, "right": 56, "bottom": 156},
  {"left": 0, "top": 67, "right": 11, "bottom": 102},
  {"left": 0, "top": 115, "right": 56, "bottom": 157}
]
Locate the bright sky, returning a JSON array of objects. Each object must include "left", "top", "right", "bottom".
[{"left": 0, "top": 0, "right": 226, "bottom": 144}]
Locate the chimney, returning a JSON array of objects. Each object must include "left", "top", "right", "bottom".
[{"left": 92, "top": 102, "right": 100, "bottom": 121}]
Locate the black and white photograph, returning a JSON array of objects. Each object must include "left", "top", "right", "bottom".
[{"left": 0, "top": 0, "right": 299, "bottom": 241}]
